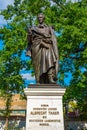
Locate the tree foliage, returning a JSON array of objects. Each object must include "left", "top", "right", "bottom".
[{"left": 0, "top": 0, "right": 87, "bottom": 119}]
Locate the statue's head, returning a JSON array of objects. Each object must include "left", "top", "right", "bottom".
[{"left": 37, "top": 13, "right": 45, "bottom": 24}]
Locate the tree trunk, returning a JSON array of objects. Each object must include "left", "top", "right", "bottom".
[{"left": 5, "top": 117, "right": 9, "bottom": 130}]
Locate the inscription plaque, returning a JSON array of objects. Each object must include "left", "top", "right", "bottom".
[{"left": 29, "top": 104, "right": 61, "bottom": 126}]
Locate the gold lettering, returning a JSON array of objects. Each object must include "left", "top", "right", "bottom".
[
  {"left": 39, "top": 123, "right": 49, "bottom": 126},
  {"left": 48, "top": 108, "right": 57, "bottom": 110},
  {"left": 41, "top": 104, "right": 49, "bottom": 107},
  {"left": 45, "top": 119, "right": 60, "bottom": 122},
  {"left": 29, "top": 120, "right": 43, "bottom": 122},
  {"left": 30, "top": 111, "right": 47, "bottom": 115},
  {"left": 48, "top": 111, "right": 59, "bottom": 115},
  {"left": 33, "top": 108, "right": 47, "bottom": 110},
  {"left": 42, "top": 116, "right": 47, "bottom": 119}
]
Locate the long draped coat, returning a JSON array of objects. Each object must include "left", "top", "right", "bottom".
[{"left": 26, "top": 24, "right": 58, "bottom": 83}]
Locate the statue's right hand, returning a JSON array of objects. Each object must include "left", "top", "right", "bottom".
[
  {"left": 26, "top": 51, "right": 31, "bottom": 57},
  {"left": 40, "top": 41, "right": 49, "bottom": 49}
]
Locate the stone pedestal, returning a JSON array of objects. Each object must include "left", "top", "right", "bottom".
[{"left": 24, "top": 84, "right": 66, "bottom": 130}]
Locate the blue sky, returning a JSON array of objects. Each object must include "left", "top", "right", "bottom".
[{"left": 0, "top": 0, "right": 72, "bottom": 86}]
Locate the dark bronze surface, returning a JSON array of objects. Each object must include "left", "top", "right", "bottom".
[
  {"left": 26, "top": 14, "right": 58, "bottom": 84},
  {"left": 28, "top": 84, "right": 62, "bottom": 88}
]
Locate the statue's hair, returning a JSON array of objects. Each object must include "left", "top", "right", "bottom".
[{"left": 37, "top": 13, "right": 45, "bottom": 19}]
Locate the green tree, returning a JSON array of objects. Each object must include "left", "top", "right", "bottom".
[{"left": 56, "top": 0, "right": 87, "bottom": 118}]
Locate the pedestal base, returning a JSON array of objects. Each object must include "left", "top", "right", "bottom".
[{"left": 24, "top": 84, "right": 66, "bottom": 130}]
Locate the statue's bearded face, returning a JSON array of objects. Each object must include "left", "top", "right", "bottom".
[{"left": 38, "top": 14, "right": 44, "bottom": 24}]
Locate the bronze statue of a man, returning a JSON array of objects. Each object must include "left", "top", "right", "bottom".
[{"left": 26, "top": 13, "right": 58, "bottom": 84}]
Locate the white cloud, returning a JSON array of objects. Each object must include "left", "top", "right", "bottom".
[
  {"left": 0, "top": 0, "right": 14, "bottom": 25},
  {"left": 21, "top": 73, "right": 35, "bottom": 80},
  {"left": 0, "top": 16, "right": 7, "bottom": 25},
  {"left": 29, "top": 82, "right": 35, "bottom": 84},
  {"left": 0, "top": 0, "right": 14, "bottom": 10},
  {"left": 66, "top": 0, "right": 81, "bottom": 3}
]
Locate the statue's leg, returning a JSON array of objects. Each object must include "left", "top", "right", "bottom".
[
  {"left": 35, "top": 74, "right": 40, "bottom": 84},
  {"left": 39, "top": 74, "right": 44, "bottom": 84},
  {"left": 52, "top": 68, "right": 58, "bottom": 81},
  {"left": 47, "top": 67, "right": 56, "bottom": 84},
  {"left": 40, "top": 73, "right": 48, "bottom": 84}
]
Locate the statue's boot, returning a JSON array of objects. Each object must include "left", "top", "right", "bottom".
[
  {"left": 48, "top": 68, "right": 56, "bottom": 84},
  {"left": 53, "top": 76, "right": 58, "bottom": 81},
  {"left": 48, "top": 75, "right": 56, "bottom": 84}
]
